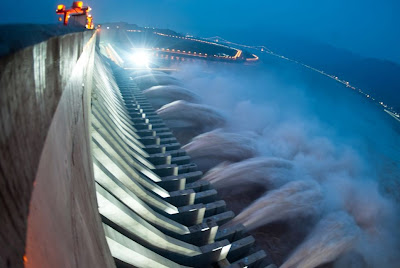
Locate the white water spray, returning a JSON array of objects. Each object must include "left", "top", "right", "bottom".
[
  {"left": 203, "top": 157, "right": 294, "bottom": 190},
  {"left": 232, "top": 180, "right": 323, "bottom": 231},
  {"left": 157, "top": 100, "right": 226, "bottom": 144},
  {"left": 280, "top": 211, "right": 360, "bottom": 268},
  {"left": 143, "top": 85, "right": 201, "bottom": 109},
  {"left": 133, "top": 73, "right": 182, "bottom": 90},
  {"left": 182, "top": 129, "right": 258, "bottom": 172}
]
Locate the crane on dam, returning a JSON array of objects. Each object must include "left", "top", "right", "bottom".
[{"left": 56, "top": 1, "right": 94, "bottom": 29}]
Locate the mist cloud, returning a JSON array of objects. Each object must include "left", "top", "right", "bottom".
[{"left": 139, "top": 60, "right": 400, "bottom": 267}]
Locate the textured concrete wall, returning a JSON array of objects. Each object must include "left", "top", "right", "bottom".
[{"left": 0, "top": 30, "right": 113, "bottom": 267}]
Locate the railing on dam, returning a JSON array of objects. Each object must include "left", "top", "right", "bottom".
[{"left": 0, "top": 29, "right": 272, "bottom": 268}]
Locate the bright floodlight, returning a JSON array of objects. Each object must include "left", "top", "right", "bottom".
[{"left": 132, "top": 49, "right": 151, "bottom": 67}]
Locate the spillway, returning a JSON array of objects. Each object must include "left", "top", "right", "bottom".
[{"left": 0, "top": 28, "right": 272, "bottom": 268}]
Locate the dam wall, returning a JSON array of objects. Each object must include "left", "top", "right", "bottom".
[
  {"left": 0, "top": 29, "right": 114, "bottom": 268},
  {"left": 0, "top": 29, "right": 271, "bottom": 267}
]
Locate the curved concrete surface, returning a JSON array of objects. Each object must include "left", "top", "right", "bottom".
[{"left": 0, "top": 30, "right": 114, "bottom": 267}]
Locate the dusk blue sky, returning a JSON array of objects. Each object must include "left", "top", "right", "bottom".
[{"left": 1, "top": 0, "right": 399, "bottom": 63}]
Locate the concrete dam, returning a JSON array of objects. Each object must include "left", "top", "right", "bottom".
[{"left": 0, "top": 27, "right": 272, "bottom": 268}]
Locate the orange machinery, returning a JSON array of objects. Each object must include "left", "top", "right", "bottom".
[{"left": 56, "top": 1, "right": 94, "bottom": 29}]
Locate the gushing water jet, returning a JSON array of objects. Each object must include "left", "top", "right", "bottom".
[
  {"left": 231, "top": 180, "right": 323, "bottom": 231},
  {"left": 203, "top": 157, "right": 294, "bottom": 189},
  {"left": 143, "top": 85, "right": 201, "bottom": 109},
  {"left": 157, "top": 100, "right": 226, "bottom": 144},
  {"left": 133, "top": 74, "right": 182, "bottom": 90},
  {"left": 280, "top": 211, "right": 360, "bottom": 268},
  {"left": 183, "top": 129, "right": 258, "bottom": 172}
]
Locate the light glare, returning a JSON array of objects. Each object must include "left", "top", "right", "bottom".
[{"left": 132, "top": 50, "right": 151, "bottom": 67}]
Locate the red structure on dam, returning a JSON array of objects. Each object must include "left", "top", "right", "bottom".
[{"left": 56, "top": 1, "right": 94, "bottom": 29}]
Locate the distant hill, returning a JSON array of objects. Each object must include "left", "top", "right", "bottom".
[
  {"left": 266, "top": 37, "right": 400, "bottom": 111},
  {"left": 224, "top": 30, "right": 400, "bottom": 111}
]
